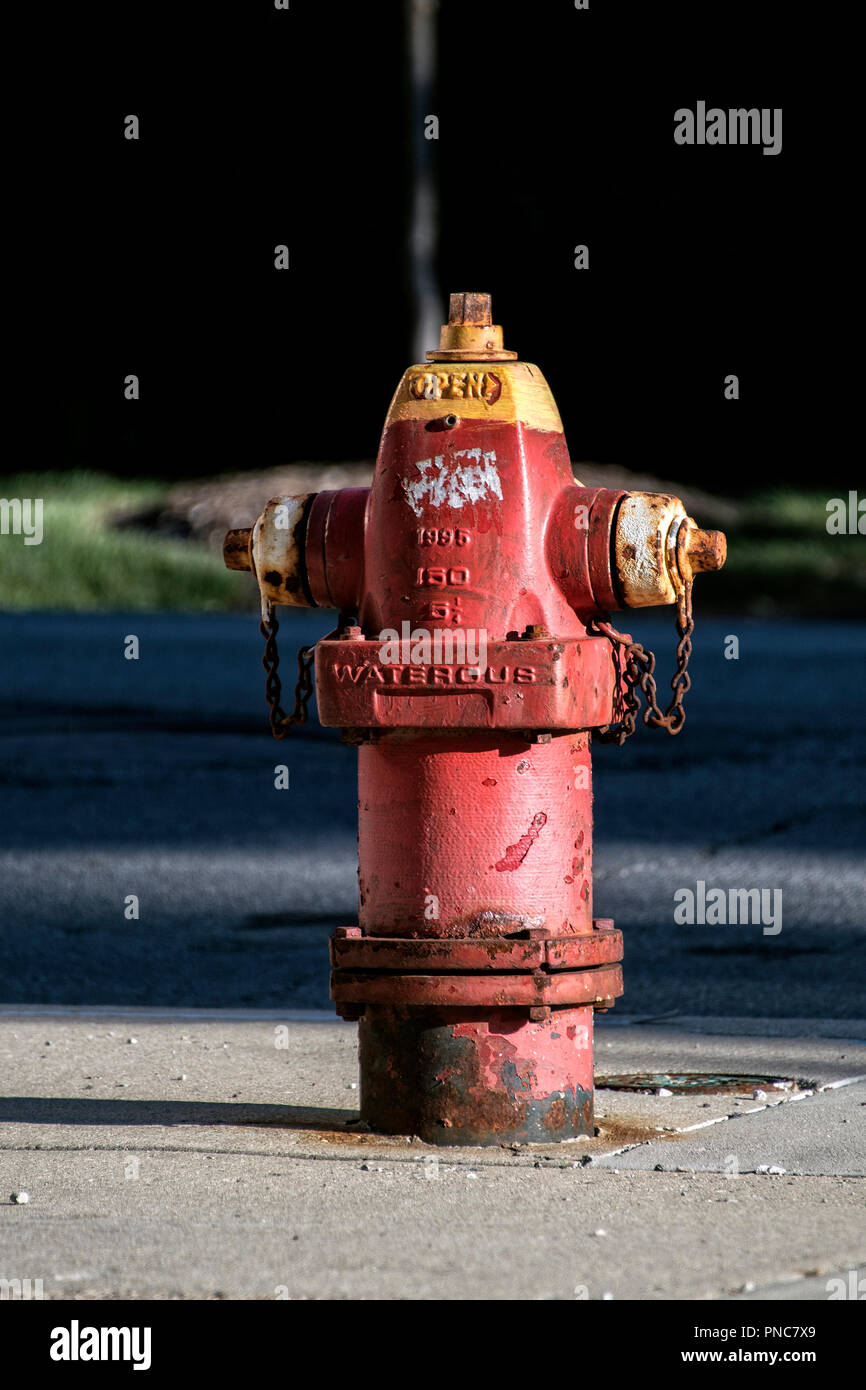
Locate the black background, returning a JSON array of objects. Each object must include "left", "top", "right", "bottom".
[{"left": 53, "top": 1, "right": 802, "bottom": 490}]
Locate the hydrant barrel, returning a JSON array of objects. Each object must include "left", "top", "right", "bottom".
[{"left": 357, "top": 734, "right": 594, "bottom": 937}]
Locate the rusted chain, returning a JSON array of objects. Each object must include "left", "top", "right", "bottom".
[
  {"left": 591, "top": 580, "right": 694, "bottom": 743},
  {"left": 259, "top": 606, "right": 315, "bottom": 740}
]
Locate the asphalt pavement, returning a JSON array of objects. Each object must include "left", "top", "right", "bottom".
[{"left": 0, "top": 611, "right": 863, "bottom": 1015}]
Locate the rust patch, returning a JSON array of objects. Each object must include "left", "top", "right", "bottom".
[
  {"left": 591, "top": 1116, "right": 682, "bottom": 1148},
  {"left": 239, "top": 1121, "right": 386, "bottom": 1147},
  {"left": 460, "top": 908, "right": 545, "bottom": 937},
  {"left": 223, "top": 528, "right": 252, "bottom": 571},
  {"left": 358, "top": 1008, "right": 594, "bottom": 1145},
  {"left": 495, "top": 811, "right": 547, "bottom": 872},
  {"left": 303, "top": 1128, "right": 388, "bottom": 1146}
]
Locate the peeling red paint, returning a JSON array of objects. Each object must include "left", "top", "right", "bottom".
[
  {"left": 451, "top": 1012, "right": 592, "bottom": 1097},
  {"left": 495, "top": 812, "right": 548, "bottom": 872}
]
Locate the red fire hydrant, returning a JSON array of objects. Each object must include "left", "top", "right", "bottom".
[{"left": 225, "top": 293, "right": 726, "bottom": 1145}]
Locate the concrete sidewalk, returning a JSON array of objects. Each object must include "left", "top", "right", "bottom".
[{"left": 1, "top": 1008, "right": 863, "bottom": 1301}]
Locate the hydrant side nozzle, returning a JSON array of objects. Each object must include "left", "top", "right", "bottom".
[
  {"left": 547, "top": 484, "right": 627, "bottom": 615},
  {"left": 612, "top": 493, "right": 724, "bottom": 609},
  {"left": 226, "top": 488, "right": 369, "bottom": 614},
  {"left": 249, "top": 493, "right": 320, "bottom": 610}
]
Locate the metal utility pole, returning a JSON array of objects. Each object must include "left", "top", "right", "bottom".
[{"left": 406, "top": 0, "right": 441, "bottom": 364}]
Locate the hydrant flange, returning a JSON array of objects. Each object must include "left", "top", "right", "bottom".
[{"left": 330, "top": 923, "right": 624, "bottom": 1010}]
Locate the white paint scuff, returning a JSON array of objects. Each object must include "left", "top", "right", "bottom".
[{"left": 403, "top": 449, "right": 503, "bottom": 517}]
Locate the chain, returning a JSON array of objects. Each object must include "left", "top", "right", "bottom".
[
  {"left": 258, "top": 584, "right": 694, "bottom": 745},
  {"left": 590, "top": 580, "right": 694, "bottom": 744},
  {"left": 259, "top": 604, "right": 315, "bottom": 739}
]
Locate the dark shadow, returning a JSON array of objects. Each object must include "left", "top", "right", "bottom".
[
  {"left": 686, "top": 944, "right": 834, "bottom": 960},
  {"left": 239, "top": 911, "right": 344, "bottom": 931},
  {"left": 0, "top": 1097, "right": 357, "bottom": 1132}
]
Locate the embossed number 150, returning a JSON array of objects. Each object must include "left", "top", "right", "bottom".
[{"left": 415, "top": 567, "right": 470, "bottom": 587}]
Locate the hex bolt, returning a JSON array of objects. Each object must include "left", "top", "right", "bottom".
[
  {"left": 448, "top": 292, "right": 493, "bottom": 326},
  {"left": 429, "top": 291, "right": 516, "bottom": 362},
  {"left": 223, "top": 528, "right": 253, "bottom": 572},
  {"left": 683, "top": 526, "right": 726, "bottom": 574}
]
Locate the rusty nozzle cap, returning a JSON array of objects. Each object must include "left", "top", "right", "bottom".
[
  {"left": 427, "top": 291, "right": 518, "bottom": 362},
  {"left": 676, "top": 520, "right": 727, "bottom": 584},
  {"left": 224, "top": 528, "right": 253, "bottom": 571}
]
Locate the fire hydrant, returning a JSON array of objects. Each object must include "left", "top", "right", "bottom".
[{"left": 225, "top": 292, "right": 726, "bottom": 1145}]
